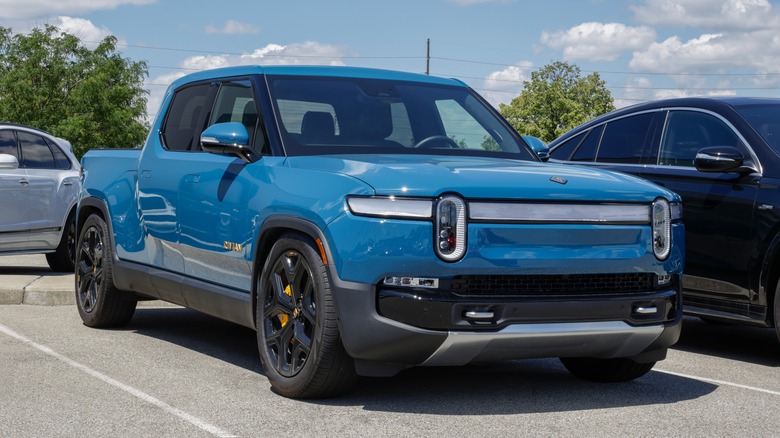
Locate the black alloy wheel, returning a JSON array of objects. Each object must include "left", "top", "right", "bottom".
[{"left": 75, "top": 214, "right": 136, "bottom": 327}]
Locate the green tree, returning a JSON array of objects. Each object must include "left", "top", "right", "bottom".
[
  {"left": 500, "top": 61, "right": 614, "bottom": 143},
  {"left": 0, "top": 25, "right": 148, "bottom": 159}
]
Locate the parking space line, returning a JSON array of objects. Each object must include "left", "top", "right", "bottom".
[
  {"left": 0, "top": 323, "right": 237, "bottom": 438},
  {"left": 655, "top": 368, "right": 780, "bottom": 397}
]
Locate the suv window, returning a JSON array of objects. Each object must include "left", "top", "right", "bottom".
[
  {"left": 571, "top": 125, "right": 604, "bottom": 162},
  {"left": 597, "top": 112, "right": 658, "bottom": 164},
  {"left": 45, "top": 138, "right": 72, "bottom": 170},
  {"left": 0, "top": 130, "right": 17, "bottom": 159},
  {"left": 162, "top": 83, "right": 211, "bottom": 152},
  {"left": 18, "top": 131, "right": 56, "bottom": 169},
  {"left": 659, "top": 111, "right": 743, "bottom": 167}
]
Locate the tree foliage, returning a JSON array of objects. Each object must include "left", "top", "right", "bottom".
[
  {"left": 500, "top": 61, "right": 614, "bottom": 143},
  {"left": 0, "top": 25, "right": 149, "bottom": 159}
]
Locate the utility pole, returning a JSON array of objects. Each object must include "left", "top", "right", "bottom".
[{"left": 426, "top": 38, "right": 430, "bottom": 75}]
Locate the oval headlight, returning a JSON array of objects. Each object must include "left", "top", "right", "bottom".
[
  {"left": 652, "top": 198, "right": 672, "bottom": 260},
  {"left": 435, "top": 195, "right": 467, "bottom": 262}
]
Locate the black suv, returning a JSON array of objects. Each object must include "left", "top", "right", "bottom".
[{"left": 547, "top": 97, "right": 780, "bottom": 343}]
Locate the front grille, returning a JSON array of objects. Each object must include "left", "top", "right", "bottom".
[{"left": 448, "top": 273, "right": 656, "bottom": 297}]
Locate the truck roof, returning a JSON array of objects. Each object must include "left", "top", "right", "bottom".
[{"left": 168, "top": 65, "right": 468, "bottom": 90}]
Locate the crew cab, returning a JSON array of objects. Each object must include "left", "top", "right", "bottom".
[{"left": 76, "top": 66, "right": 684, "bottom": 398}]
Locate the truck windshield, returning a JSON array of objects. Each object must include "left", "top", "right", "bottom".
[{"left": 266, "top": 75, "right": 535, "bottom": 160}]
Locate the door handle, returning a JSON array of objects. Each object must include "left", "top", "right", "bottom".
[
  {"left": 64, "top": 181, "right": 74, "bottom": 186},
  {"left": 19, "top": 179, "right": 29, "bottom": 186}
]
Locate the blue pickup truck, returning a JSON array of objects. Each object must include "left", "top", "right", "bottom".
[{"left": 76, "top": 65, "right": 684, "bottom": 398}]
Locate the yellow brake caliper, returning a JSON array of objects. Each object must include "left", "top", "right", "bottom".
[{"left": 278, "top": 284, "right": 293, "bottom": 327}]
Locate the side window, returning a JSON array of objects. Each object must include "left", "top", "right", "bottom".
[
  {"left": 571, "top": 125, "right": 604, "bottom": 162},
  {"left": 660, "top": 111, "right": 743, "bottom": 167},
  {"left": 162, "top": 83, "right": 211, "bottom": 152},
  {"left": 0, "top": 130, "right": 18, "bottom": 159},
  {"left": 45, "top": 138, "right": 72, "bottom": 170},
  {"left": 18, "top": 131, "right": 56, "bottom": 169},
  {"left": 208, "top": 80, "right": 264, "bottom": 152},
  {"left": 596, "top": 112, "right": 657, "bottom": 164},
  {"left": 550, "top": 131, "right": 585, "bottom": 160}
]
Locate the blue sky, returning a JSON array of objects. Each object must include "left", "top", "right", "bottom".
[{"left": 2, "top": 0, "right": 780, "bottom": 119}]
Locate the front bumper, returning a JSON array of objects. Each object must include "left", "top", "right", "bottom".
[{"left": 330, "top": 272, "right": 683, "bottom": 376}]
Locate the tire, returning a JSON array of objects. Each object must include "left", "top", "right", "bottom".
[
  {"left": 256, "top": 233, "right": 357, "bottom": 398},
  {"left": 46, "top": 209, "right": 77, "bottom": 272},
  {"left": 560, "top": 357, "right": 656, "bottom": 382},
  {"left": 774, "top": 282, "right": 780, "bottom": 345},
  {"left": 75, "top": 214, "right": 136, "bottom": 328}
]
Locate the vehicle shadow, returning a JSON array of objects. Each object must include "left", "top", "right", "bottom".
[
  {"left": 126, "top": 307, "right": 717, "bottom": 414},
  {"left": 673, "top": 316, "right": 780, "bottom": 366}
]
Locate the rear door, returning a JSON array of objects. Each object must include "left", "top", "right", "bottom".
[
  {"left": 0, "top": 129, "right": 28, "bottom": 240},
  {"left": 17, "top": 131, "right": 77, "bottom": 234}
]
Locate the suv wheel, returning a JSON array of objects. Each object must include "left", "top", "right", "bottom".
[
  {"left": 75, "top": 214, "right": 136, "bottom": 327},
  {"left": 560, "top": 357, "right": 655, "bottom": 382},
  {"left": 774, "top": 282, "right": 780, "bottom": 345},
  {"left": 256, "top": 233, "right": 356, "bottom": 398},
  {"left": 46, "top": 210, "right": 77, "bottom": 272}
]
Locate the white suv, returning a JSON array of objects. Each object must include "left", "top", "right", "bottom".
[{"left": 0, "top": 124, "right": 80, "bottom": 271}]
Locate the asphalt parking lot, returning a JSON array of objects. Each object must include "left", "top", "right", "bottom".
[{"left": 0, "top": 255, "right": 778, "bottom": 437}]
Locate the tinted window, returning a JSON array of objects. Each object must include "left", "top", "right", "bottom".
[
  {"left": 45, "top": 138, "right": 72, "bottom": 170},
  {"left": 0, "top": 130, "right": 17, "bottom": 159},
  {"left": 597, "top": 113, "right": 657, "bottom": 164},
  {"left": 571, "top": 125, "right": 604, "bottom": 162},
  {"left": 162, "top": 83, "right": 211, "bottom": 152},
  {"left": 18, "top": 131, "right": 56, "bottom": 169},
  {"left": 659, "top": 111, "right": 743, "bottom": 167},
  {"left": 734, "top": 104, "right": 780, "bottom": 154},
  {"left": 549, "top": 131, "right": 585, "bottom": 160}
]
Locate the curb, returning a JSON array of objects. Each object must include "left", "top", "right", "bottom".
[{"left": 0, "top": 273, "right": 75, "bottom": 305}]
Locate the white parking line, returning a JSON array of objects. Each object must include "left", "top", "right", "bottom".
[
  {"left": 0, "top": 323, "right": 237, "bottom": 438},
  {"left": 655, "top": 368, "right": 780, "bottom": 397}
]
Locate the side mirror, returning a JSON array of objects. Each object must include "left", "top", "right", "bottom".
[
  {"left": 536, "top": 148, "right": 550, "bottom": 162},
  {"left": 201, "top": 122, "right": 260, "bottom": 164},
  {"left": 694, "top": 146, "right": 747, "bottom": 173},
  {"left": 0, "top": 153, "right": 19, "bottom": 170}
]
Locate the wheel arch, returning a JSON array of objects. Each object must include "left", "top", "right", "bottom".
[
  {"left": 250, "top": 216, "right": 337, "bottom": 328},
  {"left": 77, "top": 197, "right": 110, "bottom": 238}
]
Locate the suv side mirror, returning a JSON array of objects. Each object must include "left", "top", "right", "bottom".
[
  {"left": 694, "top": 146, "right": 747, "bottom": 173},
  {"left": 0, "top": 153, "right": 19, "bottom": 170},
  {"left": 201, "top": 122, "right": 260, "bottom": 164}
]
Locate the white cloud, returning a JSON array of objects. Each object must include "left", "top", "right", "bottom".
[
  {"left": 540, "top": 22, "right": 656, "bottom": 61},
  {"left": 52, "top": 16, "right": 114, "bottom": 48},
  {"left": 630, "top": 33, "right": 728, "bottom": 73},
  {"left": 0, "top": 0, "right": 155, "bottom": 19},
  {"left": 179, "top": 41, "right": 348, "bottom": 70},
  {"left": 205, "top": 20, "right": 259, "bottom": 35},
  {"left": 146, "top": 41, "right": 348, "bottom": 119},
  {"left": 480, "top": 61, "right": 532, "bottom": 108},
  {"left": 631, "top": 0, "right": 779, "bottom": 31}
]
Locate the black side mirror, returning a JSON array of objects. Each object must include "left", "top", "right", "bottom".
[{"left": 694, "top": 146, "right": 746, "bottom": 173}]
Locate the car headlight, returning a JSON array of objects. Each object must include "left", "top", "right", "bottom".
[
  {"left": 652, "top": 198, "right": 672, "bottom": 260},
  {"left": 346, "top": 196, "right": 432, "bottom": 219},
  {"left": 435, "top": 195, "right": 467, "bottom": 262}
]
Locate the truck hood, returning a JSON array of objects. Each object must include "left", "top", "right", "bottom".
[{"left": 286, "top": 154, "right": 677, "bottom": 202}]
